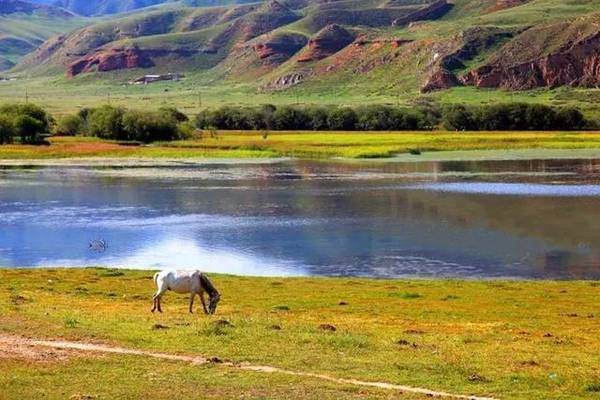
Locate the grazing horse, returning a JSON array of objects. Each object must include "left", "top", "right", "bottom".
[{"left": 151, "top": 270, "right": 220, "bottom": 314}]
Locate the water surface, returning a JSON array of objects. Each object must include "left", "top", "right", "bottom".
[{"left": 1, "top": 158, "right": 600, "bottom": 279}]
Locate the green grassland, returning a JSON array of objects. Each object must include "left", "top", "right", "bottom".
[
  {"left": 1, "top": 75, "right": 599, "bottom": 121},
  {"left": 2, "top": 132, "right": 600, "bottom": 160},
  {"left": 0, "top": 268, "right": 598, "bottom": 399}
]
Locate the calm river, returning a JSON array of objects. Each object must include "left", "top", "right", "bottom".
[{"left": 1, "top": 158, "right": 600, "bottom": 279}]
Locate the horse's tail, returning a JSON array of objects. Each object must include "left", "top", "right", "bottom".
[{"left": 153, "top": 272, "right": 160, "bottom": 287}]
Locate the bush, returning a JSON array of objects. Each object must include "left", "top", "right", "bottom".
[
  {"left": 87, "top": 105, "right": 126, "bottom": 140},
  {"left": 556, "top": 107, "right": 585, "bottom": 130},
  {"left": 158, "top": 107, "right": 189, "bottom": 123},
  {"left": 14, "top": 115, "right": 45, "bottom": 144},
  {"left": 327, "top": 107, "right": 357, "bottom": 130},
  {"left": 272, "top": 106, "right": 310, "bottom": 130},
  {"left": 122, "top": 110, "right": 179, "bottom": 143},
  {"left": 54, "top": 115, "right": 84, "bottom": 136},
  {"left": 305, "top": 106, "right": 330, "bottom": 130},
  {"left": 0, "top": 114, "right": 14, "bottom": 144},
  {"left": 0, "top": 103, "right": 52, "bottom": 144}
]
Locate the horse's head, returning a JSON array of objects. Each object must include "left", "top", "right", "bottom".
[{"left": 208, "top": 292, "right": 220, "bottom": 314}]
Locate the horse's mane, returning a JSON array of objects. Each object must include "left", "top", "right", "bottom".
[{"left": 199, "top": 273, "right": 219, "bottom": 297}]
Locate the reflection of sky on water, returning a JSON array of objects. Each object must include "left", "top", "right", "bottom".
[
  {"left": 411, "top": 182, "right": 600, "bottom": 197},
  {"left": 1, "top": 159, "right": 600, "bottom": 279},
  {"left": 35, "top": 237, "right": 306, "bottom": 277}
]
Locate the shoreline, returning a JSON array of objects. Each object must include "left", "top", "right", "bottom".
[{"left": 1, "top": 266, "right": 596, "bottom": 282}]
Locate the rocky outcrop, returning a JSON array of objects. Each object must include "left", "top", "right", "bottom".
[
  {"left": 422, "top": 68, "right": 462, "bottom": 92},
  {"left": 421, "top": 27, "right": 517, "bottom": 92},
  {"left": 265, "top": 72, "right": 305, "bottom": 90},
  {"left": 462, "top": 18, "right": 600, "bottom": 90},
  {"left": 252, "top": 34, "right": 307, "bottom": 63},
  {"left": 297, "top": 24, "right": 354, "bottom": 62},
  {"left": 67, "top": 47, "right": 195, "bottom": 77}
]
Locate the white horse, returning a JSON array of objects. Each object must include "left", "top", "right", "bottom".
[{"left": 151, "top": 270, "right": 221, "bottom": 314}]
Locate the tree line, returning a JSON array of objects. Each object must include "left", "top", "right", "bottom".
[
  {"left": 0, "top": 102, "right": 591, "bottom": 145},
  {"left": 197, "top": 103, "right": 588, "bottom": 131},
  {"left": 0, "top": 104, "right": 194, "bottom": 144}
]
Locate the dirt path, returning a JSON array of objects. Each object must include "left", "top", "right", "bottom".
[{"left": 0, "top": 334, "right": 498, "bottom": 400}]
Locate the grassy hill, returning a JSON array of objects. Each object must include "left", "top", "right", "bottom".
[
  {"left": 27, "top": 0, "right": 269, "bottom": 16},
  {"left": 1, "top": 0, "right": 600, "bottom": 113},
  {"left": 0, "top": 1, "right": 88, "bottom": 70}
]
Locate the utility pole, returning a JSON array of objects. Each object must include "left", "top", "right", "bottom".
[
  {"left": 198, "top": 91, "right": 202, "bottom": 109},
  {"left": 25, "top": 88, "right": 28, "bottom": 103}
]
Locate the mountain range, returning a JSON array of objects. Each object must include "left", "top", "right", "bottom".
[{"left": 3, "top": 0, "right": 600, "bottom": 97}]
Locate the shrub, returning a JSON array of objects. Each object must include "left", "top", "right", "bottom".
[
  {"left": 158, "top": 107, "right": 189, "bottom": 123},
  {"left": 305, "top": 106, "right": 330, "bottom": 130},
  {"left": 0, "top": 114, "right": 14, "bottom": 144},
  {"left": 122, "top": 110, "right": 179, "bottom": 143},
  {"left": 443, "top": 105, "right": 475, "bottom": 131},
  {"left": 54, "top": 114, "right": 84, "bottom": 136},
  {"left": 272, "top": 106, "right": 310, "bottom": 130},
  {"left": 176, "top": 121, "right": 196, "bottom": 140},
  {"left": 556, "top": 107, "right": 585, "bottom": 130},
  {"left": 87, "top": 105, "right": 125, "bottom": 140},
  {"left": 0, "top": 103, "right": 52, "bottom": 144},
  {"left": 14, "top": 115, "right": 45, "bottom": 144},
  {"left": 327, "top": 107, "right": 357, "bottom": 130}
]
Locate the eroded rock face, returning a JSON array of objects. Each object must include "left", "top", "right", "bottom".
[
  {"left": 422, "top": 68, "right": 461, "bottom": 92},
  {"left": 68, "top": 48, "right": 153, "bottom": 77},
  {"left": 297, "top": 24, "right": 354, "bottom": 62},
  {"left": 420, "top": 27, "right": 517, "bottom": 92},
  {"left": 462, "top": 28, "right": 600, "bottom": 90},
  {"left": 67, "top": 47, "right": 195, "bottom": 77},
  {"left": 267, "top": 72, "right": 305, "bottom": 90},
  {"left": 252, "top": 34, "right": 307, "bottom": 63}
]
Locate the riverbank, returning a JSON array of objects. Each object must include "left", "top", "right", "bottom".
[
  {"left": 2, "top": 132, "right": 600, "bottom": 160},
  {"left": 1, "top": 268, "right": 598, "bottom": 399}
]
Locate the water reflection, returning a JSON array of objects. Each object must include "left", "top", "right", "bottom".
[{"left": 1, "top": 158, "right": 600, "bottom": 279}]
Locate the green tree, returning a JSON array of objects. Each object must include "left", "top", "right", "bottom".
[
  {"left": 443, "top": 105, "right": 475, "bottom": 131},
  {"left": 122, "top": 110, "right": 178, "bottom": 143},
  {"left": 87, "top": 105, "right": 126, "bottom": 140},
  {"left": 54, "top": 115, "right": 84, "bottom": 136},
  {"left": 0, "top": 114, "right": 14, "bottom": 144},
  {"left": 327, "top": 107, "right": 357, "bottom": 130},
  {"left": 14, "top": 115, "right": 44, "bottom": 144}
]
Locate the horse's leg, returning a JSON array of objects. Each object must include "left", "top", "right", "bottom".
[
  {"left": 189, "top": 292, "right": 195, "bottom": 314},
  {"left": 200, "top": 293, "right": 208, "bottom": 315},
  {"left": 157, "top": 295, "right": 163, "bottom": 313},
  {"left": 151, "top": 295, "right": 157, "bottom": 313}
]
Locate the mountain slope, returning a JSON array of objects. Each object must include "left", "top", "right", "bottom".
[
  {"left": 10, "top": 0, "right": 600, "bottom": 97},
  {"left": 0, "top": 0, "right": 87, "bottom": 70},
  {"left": 27, "top": 0, "right": 264, "bottom": 16}
]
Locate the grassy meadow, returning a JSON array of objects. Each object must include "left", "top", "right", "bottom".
[
  {"left": 2, "top": 75, "right": 600, "bottom": 121},
  {"left": 0, "top": 268, "right": 598, "bottom": 399},
  {"left": 2, "top": 132, "right": 600, "bottom": 160}
]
